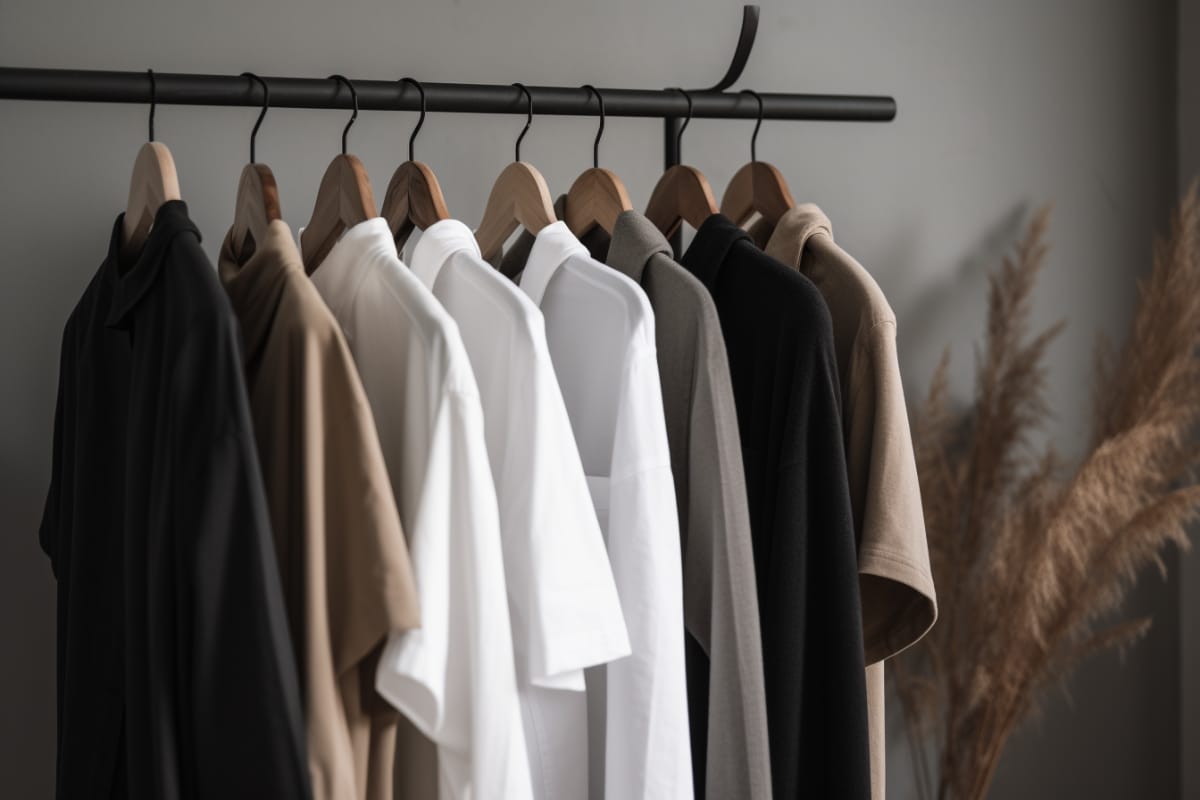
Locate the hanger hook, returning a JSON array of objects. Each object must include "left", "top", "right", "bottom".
[
  {"left": 670, "top": 87, "right": 693, "bottom": 155},
  {"left": 146, "top": 69, "right": 157, "bottom": 142},
  {"left": 398, "top": 77, "right": 426, "bottom": 162},
  {"left": 581, "top": 84, "right": 605, "bottom": 169},
  {"left": 328, "top": 74, "right": 358, "bottom": 155},
  {"left": 512, "top": 82, "right": 533, "bottom": 162},
  {"left": 740, "top": 89, "right": 763, "bottom": 162},
  {"left": 241, "top": 72, "right": 270, "bottom": 163}
]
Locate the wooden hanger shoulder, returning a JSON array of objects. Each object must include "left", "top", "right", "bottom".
[
  {"left": 475, "top": 161, "right": 557, "bottom": 262},
  {"left": 720, "top": 160, "right": 795, "bottom": 227},
  {"left": 644, "top": 164, "right": 718, "bottom": 240},
  {"left": 564, "top": 166, "right": 632, "bottom": 237},
  {"left": 230, "top": 162, "right": 282, "bottom": 261},
  {"left": 122, "top": 141, "right": 181, "bottom": 259},
  {"left": 382, "top": 160, "right": 450, "bottom": 251},
  {"left": 301, "top": 153, "right": 376, "bottom": 273}
]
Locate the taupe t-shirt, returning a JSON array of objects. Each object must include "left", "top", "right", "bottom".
[
  {"left": 219, "top": 221, "right": 421, "bottom": 800},
  {"left": 754, "top": 204, "right": 937, "bottom": 800}
]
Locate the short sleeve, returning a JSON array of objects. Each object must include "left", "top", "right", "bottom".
[
  {"left": 849, "top": 321, "right": 937, "bottom": 664},
  {"left": 509, "top": 323, "right": 630, "bottom": 687},
  {"left": 375, "top": 390, "right": 533, "bottom": 799},
  {"left": 314, "top": 328, "right": 420, "bottom": 676}
]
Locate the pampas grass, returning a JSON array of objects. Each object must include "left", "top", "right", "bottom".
[{"left": 893, "top": 183, "right": 1200, "bottom": 800}]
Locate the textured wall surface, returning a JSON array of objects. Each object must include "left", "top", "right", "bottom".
[{"left": 0, "top": 1, "right": 1182, "bottom": 796}]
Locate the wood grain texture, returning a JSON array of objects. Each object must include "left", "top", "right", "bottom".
[
  {"left": 382, "top": 160, "right": 450, "bottom": 251},
  {"left": 475, "top": 161, "right": 557, "bottom": 264},
  {"left": 644, "top": 164, "right": 718, "bottom": 240},
  {"left": 300, "top": 153, "right": 376, "bottom": 274},
  {"left": 720, "top": 161, "right": 796, "bottom": 228},
  {"left": 564, "top": 167, "right": 632, "bottom": 237},
  {"left": 122, "top": 141, "right": 181, "bottom": 260},
  {"left": 230, "top": 162, "right": 282, "bottom": 261}
]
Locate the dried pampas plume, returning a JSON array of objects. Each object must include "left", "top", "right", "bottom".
[{"left": 894, "top": 183, "right": 1200, "bottom": 800}]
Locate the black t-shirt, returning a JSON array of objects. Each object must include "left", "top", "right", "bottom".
[
  {"left": 681, "top": 214, "right": 870, "bottom": 799},
  {"left": 39, "top": 201, "right": 311, "bottom": 799}
]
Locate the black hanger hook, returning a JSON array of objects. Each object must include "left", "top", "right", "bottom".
[
  {"left": 670, "top": 87, "right": 694, "bottom": 155},
  {"left": 740, "top": 89, "right": 763, "bottom": 162},
  {"left": 146, "top": 69, "right": 157, "bottom": 142},
  {"left": 581, "top": 84, "right": 605, "bottom": 169},
  {"left": 398, "top": 77, "right": 425, "bottom": 162},
  {"left": 329, "top": 74, "right": 358, "bottom": 155},
  {"left": 512, "top": 82, "right": 533, "bottom": 162},
  {"left": 241, "top": 72, "right": 270, "bottom": 163}
]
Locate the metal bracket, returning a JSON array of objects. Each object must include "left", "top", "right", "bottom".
[{"left": 701, "top": 5, "right": 760, "bottom": 93}]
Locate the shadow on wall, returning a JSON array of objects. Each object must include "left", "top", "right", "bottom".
[
  {"left": 0, "top": 457, "right": 56, "bottom": 799},
  {"left": 883, "top": 203, "right": 1182, "bottom": 800},
  {"left": 895, "top": 202, "right": 1031, "bottom": 406},
  {"left": 885, "top": 204, "right": 1030, "bottom": 800}
]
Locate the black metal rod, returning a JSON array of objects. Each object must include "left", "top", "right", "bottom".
[{"left": 0, "top": 67, "right": 897, "bottom": 122}]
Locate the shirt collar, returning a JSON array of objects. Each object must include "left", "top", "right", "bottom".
[
  {"left": 606, "top": 210, "right": 672, "bottom": 284},
  {"left": 217, "top": 219, "right": 302, "bottom": 357},
  {"left": 762, "top": 203, "right": 834, "bottom": 269},
  {"left": 520, "top": 221, "right": 589, "bottom": 306},
  {"left": 680, "top": 213, "right": 749, "bottom": 292},
  {"left": 104, "top": 199, "right": 200, "bottom": 330},
  {"left": 409, "top": 218, "right": 481, "bottom": 290}
]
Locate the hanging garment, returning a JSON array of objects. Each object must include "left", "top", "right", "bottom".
[
  {"left": 305, "top": 218, "right": 532, "bottom": 800},
  {"left": 499, "top": 220, "right": 693, "bottom": 800},
  {"left": 680, "top": 213, "right": 870, "bottom": 800},
  {"left": 513, "top": 202, "right": 781, "bottom": 800},
  {"left": 602, "top": 210, "right": 772, "bottom": 800},
  {"left": 39, "top": 200, "right": 311, "bottom": 799},
  {"left": 217, "top": 220, "right": 422, "bottom": 800},
  {"left": 517, "top": 203, "right": 772, "bottom": 799},
  {"left": 408, "top": 219, "right": 631, "bottom": 800},
  {"left": 752, "top": 205, "right": 937, "bottom": 800}
]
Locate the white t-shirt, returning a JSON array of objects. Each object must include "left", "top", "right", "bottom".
[
  {"left": 515, "top": 221, "right": 693, "bottom": 800},
  {"left": 409, "top": 219, "right": 631, "bottom": 800},
  {"left": 307, "top": 217, "right": 533, "bottom": 800}
]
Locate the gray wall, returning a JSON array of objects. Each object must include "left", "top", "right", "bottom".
[{"left": 0, "top": 1, "right": 1183, "bottom": 796}]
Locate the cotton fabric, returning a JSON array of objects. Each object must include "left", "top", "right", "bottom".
[
  {"left": 40, "top": 200, "right": 311, "bottom": 799},
  {"left": 218, "top": 220, "right": 421, "bottom": 800},
  {"left": 409, "top": 218, "right": 631, "bottom": 800},
  {"left": 753, "top": 204, "right": 937, "bottom": 799},
  {"left": 499, "top": 220, "right": 693, "bottom": 800},
  {"left": 538, "top": 210, "right": 773, "bottom": 800},
  {"left": 681, "top": 213, "right": 870, "bottom": 800},
  {"left": 306, "top": 218, "right": 532, "bottom": 800}
]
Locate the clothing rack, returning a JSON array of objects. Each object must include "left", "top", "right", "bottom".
[{"left": 0, "top": 6, "right": 896, "bottom": 176}]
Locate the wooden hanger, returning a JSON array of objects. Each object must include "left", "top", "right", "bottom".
[
  {"left": 122, "top": 70, "right": 181, "bottom": 261},
  {"left": 564, "top": 85, "right": 632, "bottom": 237},
  {"left": 475, "top": 83, "right": 558, "bottom": 262},
  {"left": 230, "top": 73, "right": 282, "bottom": 261},
  {"left": 382, "top": 78, "right": 450, "bottom": 252},
  {"left": 720, "top": 89, "right": 795, "bottom": 227},
  {"left": 301, "top": 75, "right": 377, "bottom": 274},
  {"left": 644, "top": 88, "right": 718, "bottom": 239}
]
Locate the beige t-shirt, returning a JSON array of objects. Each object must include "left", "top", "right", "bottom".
[
  {"left": 219, "top": 220, "right": 421, "bottom": 800},
  {"left": 755, "top": 204, "right": 937, "bottom": 800}
]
